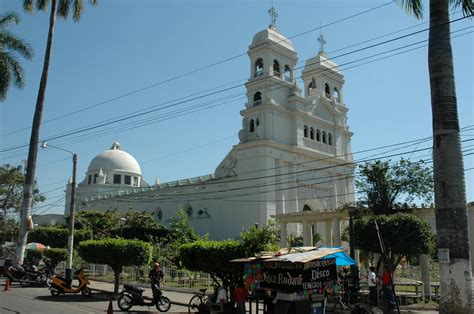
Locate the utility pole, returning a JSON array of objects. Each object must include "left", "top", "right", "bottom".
[{"left": 41, "top": 142, "right": 77, "bottom": 281}]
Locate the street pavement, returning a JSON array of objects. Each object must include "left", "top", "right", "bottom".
[{"left": 1, "top": 277, "right": 440, "bottom": 313}]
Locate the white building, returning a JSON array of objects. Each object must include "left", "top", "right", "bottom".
[{"left": 66, "top": 15, "right": 356, "bottom": 241}]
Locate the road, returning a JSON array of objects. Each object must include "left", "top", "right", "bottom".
[{"left": 0, "top": 280, "right": 191, "bottom": 313}]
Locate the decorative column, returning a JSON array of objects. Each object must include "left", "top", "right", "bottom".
[
  {"left": 280, "top": 221, "right": 288, "bottom": 247},
  {"left": 325, "top": 220, "right": 332, "bottom": 246},
  {"left": 332, "top": 217, "right": 341, "bottom": 246},
  {"left": 303, "top": 221, "right": 313, "bottom": 247},
  {"left": 420, "top": 254, "right": 431, "bottom": 300}
]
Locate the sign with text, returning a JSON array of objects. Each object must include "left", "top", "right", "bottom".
[{"left": 260, "top": 258, "right": 337, "bottom": 292}]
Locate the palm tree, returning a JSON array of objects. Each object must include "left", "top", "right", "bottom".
[
  {"left": 15, "top": 0, "right": 98, "bottom": 266},
  {"left": 0, "top": 12, "right": 34, "bottom": 101},
  {"left": 397, "top": 1, "right": 473, "bottom": 312}
]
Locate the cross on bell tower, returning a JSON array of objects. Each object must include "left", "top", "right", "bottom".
[
  {"left": 317, "top": 34, "right": 326, "bottom": 52},
  {"left": 268, "top": 6, "right": 278, "bottom": 28}
]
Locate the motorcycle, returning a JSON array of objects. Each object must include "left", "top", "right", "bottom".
[
  {"left": 19, "top": 264, "right": 53, "bottom": 287},
  {"left": 117, "top": 283, "right": 171, "bottom": 312},
  {"left": 5, "top": 264, "right": 28, "bottom": 283},
  {"left": 49, "top": 268, "right": 91, "bottom": 297}
]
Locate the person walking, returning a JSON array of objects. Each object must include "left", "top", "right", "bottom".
[
  {"left": 149, "top": 262, "right": 164, "bottom": 297},
  {"left": 382, "top": 265, "right": 395, "bottom": 308},
  {"left": 234, "top": 281, "right": 247, "bottom": 314},
  {"left": 368, "top": 266, "right": 378, "bottom": 306}
]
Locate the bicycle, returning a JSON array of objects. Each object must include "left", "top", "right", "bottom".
[{"left": 188, "top": 288, "right": 210, "bottom": 313}]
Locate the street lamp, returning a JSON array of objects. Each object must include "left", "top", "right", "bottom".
[
  {"left": 119, "top": 217, "right": 127, "bottom": 237},
  {"left": 41, "top": 141, "right": 77, "bottom": 281}
]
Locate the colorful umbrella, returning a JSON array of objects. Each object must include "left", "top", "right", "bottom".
[{"left": 26, "top": 242, "right": 46, "bottom": 250}]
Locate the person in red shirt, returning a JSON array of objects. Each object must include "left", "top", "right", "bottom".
[
  {"left": 234, "top": 281, "right": 248, "bottom": 314},
  {"left": 382, "top": 265, "right": 395, "bottom": 308}
]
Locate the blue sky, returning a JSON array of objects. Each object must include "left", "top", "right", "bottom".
[{"left": 1, "top": 0, "right": 472, "bottom": 215}]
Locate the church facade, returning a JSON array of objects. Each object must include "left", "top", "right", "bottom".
[{"left": 66, "top": 16, "right": 356, "bottom": 241}]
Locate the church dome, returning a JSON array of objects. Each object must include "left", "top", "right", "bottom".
[
  {"left": 250, "top": 26, "right": 295, "bottom": 52},
  {"left": 87, "top": 142, "right": 141, "bottom": 175}
]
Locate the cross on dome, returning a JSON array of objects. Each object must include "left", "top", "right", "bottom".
[
  {"left": 317, "top": 34, "right": 326, "bottom": 52},
  {"left": 268, "top": 6, "right": 278, "bottom": 28}
]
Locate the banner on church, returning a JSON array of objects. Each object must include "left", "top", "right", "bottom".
[{"left": 259, "top": 258, "right": 336, "bottom": 292}]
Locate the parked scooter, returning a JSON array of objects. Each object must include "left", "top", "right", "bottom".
[
  {"left": 49, "top": 268, "right": 91, "bottom": 297},
  {"left": 117, "top": 283, "right": 171, "bottom": 312}
]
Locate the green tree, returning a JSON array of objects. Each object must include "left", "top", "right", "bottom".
[
  {"left": 43, "top": 248, "right": 67, "bottom": 272},
  {"left": 16, "top": 0, "right": 98, "bottom": 265},
  {"left": 178, "top": 240, "right": 244, "bottom": 287},
  {"left": 353, "top": 213, "right": 433, "bottom": 269},
  {"left": 0, "top": 12, "right": 33, "bottom": 101},
  {"left": 240, "top": 220, "right": 279, "bottom": 256},
  {"left": 356, "top": 159, "right": 433, "bottom": 215},
  {"left": 0, "top": 164, "right": 45, "bottom": 217},
  {"left": 1, "top": 164, "right": 44, "bottom": 243},
  {"left": 122, "top": 210, "right": 160, "bottom": 229},
  {"left": 28, "top": 226, "right": 92, "bottom": 248},
  {"left": 396, "top": 1, "right": 473, "bottom": 311},
  {"left": 74, "top": 210, "right": 119, "bottom": 239},
  {"left": 78, "top": 238, "right": 152, "bottom": 294}
]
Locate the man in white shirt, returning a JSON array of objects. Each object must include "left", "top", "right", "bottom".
[
  {"left": 216, "top": 283, "right": 228, "bottom": 312},
  {"left": 368, "top": 266, "right": 378, "bottom": 305}
]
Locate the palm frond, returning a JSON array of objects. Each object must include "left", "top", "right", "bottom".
[
  {"left": 396, "top": 0, "right": 424, "bottom": 19},
  {"left": 0, "top": 30, "right": 34, "bottom": 59},
  {"left": 57, "top": 0, "right": 71, "bottom": 18},
  {"left": 0, "top": 56, "right": 12, "bottom": 101},
  {"left": 0, "top": 12, "right": 21, "bottom": 27},
  {"left": 3, "top": 53, "right": 25, "bottom": 89},
  {"left": 449, "top": 0, "right": 474, "bottom": 17},
  {"left": 73, "top": 0, "right": 84, "bottom": 22},
  {"left": 23, "top": 0, "right": 34, "bottom": 13},
  {"left": 37, "top": 0, "right": 50, "bottom": 11}
]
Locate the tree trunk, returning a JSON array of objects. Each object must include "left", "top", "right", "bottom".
[
  {"left": 428, "top": 1, "right": 472, "bottom": 312},
  {"left": 15, "top": 0, "right": 57, "bottom": 265},
  {"left": 114, "top": 269, "right": 121, "bottom": 295}
]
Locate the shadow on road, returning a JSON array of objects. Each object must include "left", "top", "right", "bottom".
[{"left": 35, "top": 292, "right": 111, "bottom": 303}]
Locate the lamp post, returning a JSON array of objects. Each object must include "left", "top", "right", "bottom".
[
  {"left": 119, "top": 217, "right": 127, "bottom": 237},
  {"left": 41, "top": 141, "right": 77, "bottom": 281}
]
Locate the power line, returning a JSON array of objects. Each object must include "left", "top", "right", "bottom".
[
  {"left": 1, "top": 1, "right": 395, "bottom": 138},
  {"left": 1, "top": 18, "right": 470, "bottom": 155}
]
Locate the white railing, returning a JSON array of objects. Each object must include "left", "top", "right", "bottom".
[{"left": 303, "top": 138, "right": 336, "bottom": 155}]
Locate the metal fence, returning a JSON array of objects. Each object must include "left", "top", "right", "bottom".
[{"left": 84, "top": 263, "right": 215, "bottom": 290}]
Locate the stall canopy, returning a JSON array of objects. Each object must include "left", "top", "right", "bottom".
[{"left": 318, "top": 247, "right": 356, "bottom": 266}]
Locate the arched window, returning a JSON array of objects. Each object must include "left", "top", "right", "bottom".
[
  {"left": 310, "top": 127, "right": 315, "bottom": 140},
  {"left": 273, "top": 60, "right": 280, "bottom": 77},
  {"left": 254, "top": 58, "right": 264, "bottom": 77},
  {"left": 303, "top": 125, "right": 308, "bottom": 138},
  {"left": 316, "top": 129, "right": 321, "bottom": 142},
  {"left": 328, "top": 133, "right": 333, "bottom": 145},
  {"left": 325, "top": 83, "right": 330, "bottom": 97},
  {"left": 322, "top": 131, "right": 327, "bottom": 144},
  {"left": 333, "top": 88, "right": 340, "bottom": 102},
  {"left": 249, "top": 119, "right": 255, "bottom": 132},
  {"left": 308, "top": 78, "right": 316, "bottom": 95},
  {"left": 284, "top": 65, "right": 291, "bottom": 81},
  {"left": 256, "top": 118, "right": 260, "bottom": 126},
  {"left": 253, "top": 92, "right": 262, "bottom": 106}
]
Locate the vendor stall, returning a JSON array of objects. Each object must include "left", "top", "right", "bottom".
[{"left": 232, "top": 247, "right": 354, "bottom": 314}]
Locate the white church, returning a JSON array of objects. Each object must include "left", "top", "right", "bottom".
[{"left": 65, "top": 11, "right": 356, "bottom": 241}]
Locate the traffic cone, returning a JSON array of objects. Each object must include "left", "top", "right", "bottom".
[
  {"left": 3, "top": 279, "right": 10, "bottom": 291},
  {"left": 107, "top": 298, "right": 113, "bottom": 314}
]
